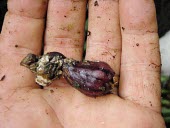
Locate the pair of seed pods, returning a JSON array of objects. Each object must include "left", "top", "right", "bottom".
[{"left": 20, "top": 52, "right": 117, "bottom": 97}]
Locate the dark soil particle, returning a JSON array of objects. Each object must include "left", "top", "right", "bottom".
[
  {"left": 71, "top": 6, "right": 78, "bottom": 11},
  {"left": 87, "top": 31, "right": 91, "bottom": 36},
  {"left": 149, "top": 101, "right": 152, "bottom": 106},
  {"left": 146, "top": 30, "right": 155, "bottom": 33},
  {"left": 45, "top": 109, "right": 49, "bottom": 115},
  {"left": 122, "top": 27, "right": 125, "bottom": 31},
  {"left": 50, "top": 89, "right": 54, "bottom": 93},
  {"left": 0, "top": 75, "right": 5, "bottom": 81},
  {"left": 94, "top": 1, "right": 99, "bottom": 6},
  {"left": 136, "top": 43, "right": 139, "bottom": 46},
  {"left": 149, "top": 63, "right": 161, "bottom": 68}
]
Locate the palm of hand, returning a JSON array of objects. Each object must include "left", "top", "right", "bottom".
[{"left": 0, "top": 82, "right": 164, "bottom": 128}]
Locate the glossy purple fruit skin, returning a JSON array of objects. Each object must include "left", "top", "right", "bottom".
[{"left": 63, "top": 60, "right": 115, "bottom": 97}]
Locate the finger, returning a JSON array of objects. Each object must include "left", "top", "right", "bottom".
[
  {"left": 44, "top": 0, "right": 87, "bottom": 60},
  {"left": 119, "top": 0, "right": 161, "bottom": 112},
  {"left": 0, "top": 0, "right": 48, "bottom": 95},
  {"left": 85, "top": 0, "right": 121, "bottom": 76}
]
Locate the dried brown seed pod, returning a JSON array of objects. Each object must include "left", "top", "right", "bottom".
[
  {"left": 20, "top": 52, "right": 66, "bottom": 86},
  {"left": 20, "top": 53, "right": 39, "bottom": 73}
]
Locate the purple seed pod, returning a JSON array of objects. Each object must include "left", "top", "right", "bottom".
[{"left": 62, "top": 59, "right": 115, "bottom": 97}]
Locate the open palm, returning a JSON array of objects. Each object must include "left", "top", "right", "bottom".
[{"left": 0, "top": 0, "right": 165, "bottom": 128}]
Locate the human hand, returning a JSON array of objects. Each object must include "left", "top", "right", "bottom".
[{"left": 0, "top": 0, "right": 165, "bottom": 128}]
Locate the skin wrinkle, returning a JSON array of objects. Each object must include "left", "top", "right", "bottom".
[
  {"left": 41, "top": 95, "right": 64, "bottom": 128},
  {"left": 45, "top": 38, "right": 84, "bottom": 48},
  {"left": 121, "top": 29, "right": 158, "bottom": 35},
  {"left": 0, "top": 89, "right": 62, "bottom": 128},
  {"left": 87, "top": 47, "right": 119, "bottom": 60},
  {"left": 8, "top": 0, "right": 48, "bottom": 19},
  {"left": 120, "top": 63, "right": 161, "bottom": 72},
  {"left": 120, "top": 70, "right": 161, "bottom": 112},
  {"left": 7, "top": 11, "right": 46, "bottom": 19},
  {"left": 1, "top": 43, "right": 39, "bottom": 55}
]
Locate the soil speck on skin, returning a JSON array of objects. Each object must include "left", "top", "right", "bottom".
[
  {"left": 149, "top": 101, "right": 152, "bottom": 106},
  {"left": 0, "top": 75, "right": 5, "bottom": 81},
  {"left": 45, "top": 109, "right": 49, "bottom": 115},
  {"left": 87, "top": 31, "right": 91, "bottom": 36},
  {"left": 19, "top": 9, "right": 24, "bottom": 13},
  {"left": 101, "top": 52, "right": 108, "bottom": 55},
  {"left": 122, "top": 27, "right": 125, "bottom": 31},
  {"left": 15, "top": 45, "right": 18, "bottom": 48},
  {"left": 146, "top": 30, "right": 155, "bottom": 33},
  {"left": 94, "top": 1, "right": 99, "bottom": 6},
  {"left": 60, "top": 24, "right": 74, "bottom": 31},
  {"left": 97, "top": 16, "right": 101, "bottom": 18},
  {"left": 21, "top": 98, "right": 25, "bottom": 101},
  {"left": 136, "top": 43, "right": 139, "bottom": 46},
  {"left": 71, "top": 6, "right": 78, "bottom": 11},
  {"left": 149, "top": 63, "right": 160, "bottom": 68},
  {"left": 50, "top": 89, "right": 54, "bottom": 93}
]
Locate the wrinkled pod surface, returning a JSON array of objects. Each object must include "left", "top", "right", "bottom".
[{"left": 20, "top": 52, "right": 116, "bottom": 97}]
